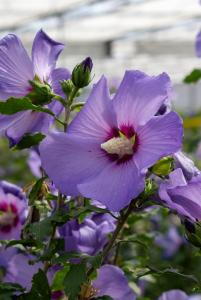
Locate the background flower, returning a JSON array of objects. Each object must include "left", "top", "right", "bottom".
[{"left": 0, "top": 29, "right": 70, "bottom": 145}]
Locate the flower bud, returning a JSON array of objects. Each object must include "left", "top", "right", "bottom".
[
  {"left": 150, "top": 156, "right": 173, "bottom": 176},
  {"left": 71, "top": 57, "right": 93, "bottom": 88},
  {"left": 60, "top": 79, "right": 74, "bottom": 96},
  {"left": 184, "top": 219, "right": 201, "bottom": 248},
  {"left": 28, "top": 76, "right": 55, "bottom": 105}
]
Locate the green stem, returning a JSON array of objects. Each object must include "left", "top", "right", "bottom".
[{"left": 87, "top": 200, "right": 135, "bottom": 277}]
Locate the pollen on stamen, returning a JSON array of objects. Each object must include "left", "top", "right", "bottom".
[{"left": 100, "top": 135, "right": 135, "bottom": 158}]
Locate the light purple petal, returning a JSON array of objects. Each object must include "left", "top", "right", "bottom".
[
  {"left": 68, "top": 76, "right": 117, "bottom": 141},
  {"left": 0, "top": 112, "right": 26, "bottom": 134},
  {"left": 93, "top": 265, "right": 136, "bottom": 300},
  {"left": 40, "top": 132, "right": 110, "bottom": 196},
  {"left": 134, "top": 112, "right": 183, "bottom": 170},
  {"left": 0, "top": 34, "right": 33, "bottom": 99},
  {"left": 49, "top": 67, "right": 70, "bottom": 98},
  {"left": 28, "top": 150, "right": 42, "bottom": 178},
  {"left": 159, "top": 169, "right": 201, "bottom": 221},
  {"left": 174, "top": 151, "right": 200, "bottom": 180},
  {"left": 78, "top": 159, "right": 145, "bottom": 211},
  {"left": 32, "top": 29, "right": 64, "bottom": 81},
  {"left": 113, "top": 70, "right": 172, "bottom": 129},
  {"left": 6, "top": 111, "right": 52, "bottom": 145},
  {"left": 158, "top": 290, "right": 188, "bottom": 300},
  {"left": 195, "top": 30, "right": 201, "bottom": 57},
  {"left": 5, "top": 254, "right": 43, "bottom": 290}
]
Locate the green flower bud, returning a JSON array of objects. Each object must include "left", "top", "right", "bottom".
[
  {"left": 184, "top": 219, "right": 201, "bottom": 248},
  {"left": 28, "top": 76, "right": 55, "bottom": 105},
  {"left": 150, "top": 156, "right": 173, "bottom": 176},
  {"left": 60, "top": 79, "right": 74, "bottom": 96},
  {"left": 71, "top": 57, "right": 93, "bottom": 88}
]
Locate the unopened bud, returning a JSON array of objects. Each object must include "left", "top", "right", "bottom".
[
  {"left": 150, "top": 156, "right": 173, "bottom": 176},
  {"left": 72, "top": 57, "right": 93, "bottom": 88},
  {"left": 184, "top": 219, "right": 201, "bottom": 248},
  {"left": 60, "top": 79, "right": 74, "bottom": 96},
  {"left": 28, "top": 76, "right": 55, "bottom": 105}
]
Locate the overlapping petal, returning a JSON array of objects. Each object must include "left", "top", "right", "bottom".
[
  {"left": 68, "top": 76, "right": 117, "bottom": 141},
  {"left": 159, "top": 168, "right": 201, "bottom": 221},
  {"left": 0, "top": 34, "right": 33, "bottom": 99},
  {"left": 134, "top": 112, "right": 183, "bottom": 170},
  {"left": 32, "top": 29, "right": 64, "bottom": 81},
  {"left": 92, "top": 265, "right": 136, "bottom": 300},
  {"left": 113, "top": 70, "right": 172, "bottom": 129},
  {"left": 158, "top": 290, "right": 188, "bottom": 300},
  {"left": 78, "top": 159, "right": 145, "bottom": 211},
  {"left": 39, "top": 132, "right": 110, "bottom": 196}
]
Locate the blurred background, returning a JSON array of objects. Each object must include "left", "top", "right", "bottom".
[{"left": 1, "top": 0, "right": 201, "bottom": 113}]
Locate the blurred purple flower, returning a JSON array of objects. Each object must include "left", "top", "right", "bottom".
[
  {"left": 0, "top": 29, "right": 70, "bottom": 145},
  {"left": 59, "top": 213, "right": 116, "bottom": 256},
  {"left": 195, "top": 31, "right": 201, "bottom": 57},
  {"left": 155, "top": 227, "right": 184, "bottom": 258},
  {"left": 28, "top": 149, "right": 42, "bottom": 178},
  {"left": 159, "top": 168, "right": 201, "bottom": 221},
  {"left": 0, "top": 181, "right": 27, "bottom": 239},
  {"left": 92, "top": 264, "right": 136, "bottom": 300},
  {"left": 40, "top": 71, "right": 183, "bottom": 211},
  {"left": 158, "top": 289, "right": 201, "bottom": 300}
]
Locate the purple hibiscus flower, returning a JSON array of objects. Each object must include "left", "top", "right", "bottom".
[
  {"left": 91, "top": 264, "right": 136, "bottom": 300},
  {"left": 158, "top": 289, "right": 201, "bottom": 300},
  {"left": 0, "top": 29, "right": 70, "bottom": 145},
  {"left": 0, "top": 181, "right": 27, "bottom": 239},
  {"left": 40, "top": 71, "right": 183, "bottom": 211},
  {"left": 4, "top": 253, "right": 54, "bottom": 293},
  {"left": 159, "top": 168, "right": 201, "bottom": 221},
  {"left": 195, "top": 30, "right": 201, "bottom": 57},
  {"left": 59, "top": 213, "right": 116, "bottom": 256}
]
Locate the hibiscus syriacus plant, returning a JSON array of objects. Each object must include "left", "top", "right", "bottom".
[{"left": 0, "top": 29, "right": 201, "bottom": 300}]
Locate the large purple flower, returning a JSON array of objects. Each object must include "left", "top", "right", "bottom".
[
  {"left": 158, "top": 289, "right": 201, "bottom": 300},
  {"left": 40, "top": 71, "right": 183, "bottom": 211},
  {"left": 0, "top": 181, "right": 27, "bottom": 239},
  {"left": 59, "top": 213, "right": 116, "bottom": 256},
  {"left": 159, "top": 168, "right": 201, "bottom": 221},
  {"left": 91, "top": 264, "right": 136, "bottom": 300},
  {"left": 0, "top": 29, "right": 70, "bottom": 145}
]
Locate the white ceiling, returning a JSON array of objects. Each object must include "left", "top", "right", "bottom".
[{"left": 0, "top": 0, "right": 201, "bottom": 83}]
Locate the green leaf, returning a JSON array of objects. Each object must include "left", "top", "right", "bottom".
[
  {"left": 28, "top": 210, "right": 70, "bottom": 242},
  {"left": 64, "top": 263, "right": 87, "bottom": 300},
  {"left": 13, "top": 133, "right": 46, "bottom": 150},
  {"left": 51, "top": 266, "right": 70, "bottom": 291},
  {"left": 150, "top": 156, "right": 173, "bottom": 176},
  {"left": 0, "top": 97, "right": 54, "bottom": 115},
  {"left": 0, "top": 282, "right": 25, "bottom": 294},
  {"left": 29, "top": 217, "right": 54, "bottom": 241},
  {"left": 183, "top": 69, "right": 201, "bottom": 84},
  {"left": 5, "top": 239, "right": 39, "bottom": 249},
  {"left": 23, "top": 269, "right": 51, "bottom": 300},
  {"left": 29, "top": 177, "right": 47, "bottom": 205}
]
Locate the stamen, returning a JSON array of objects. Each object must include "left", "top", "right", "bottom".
[{"left": 101, "top": 135, "right": 135, "bottom": 158}]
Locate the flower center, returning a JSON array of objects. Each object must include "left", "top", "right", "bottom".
[
  {"left": 0, "top": 203, "right": 19, "bottom": 233},
  {"left": 101, "top": 134, "right": 135, "bottom": 158}
]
